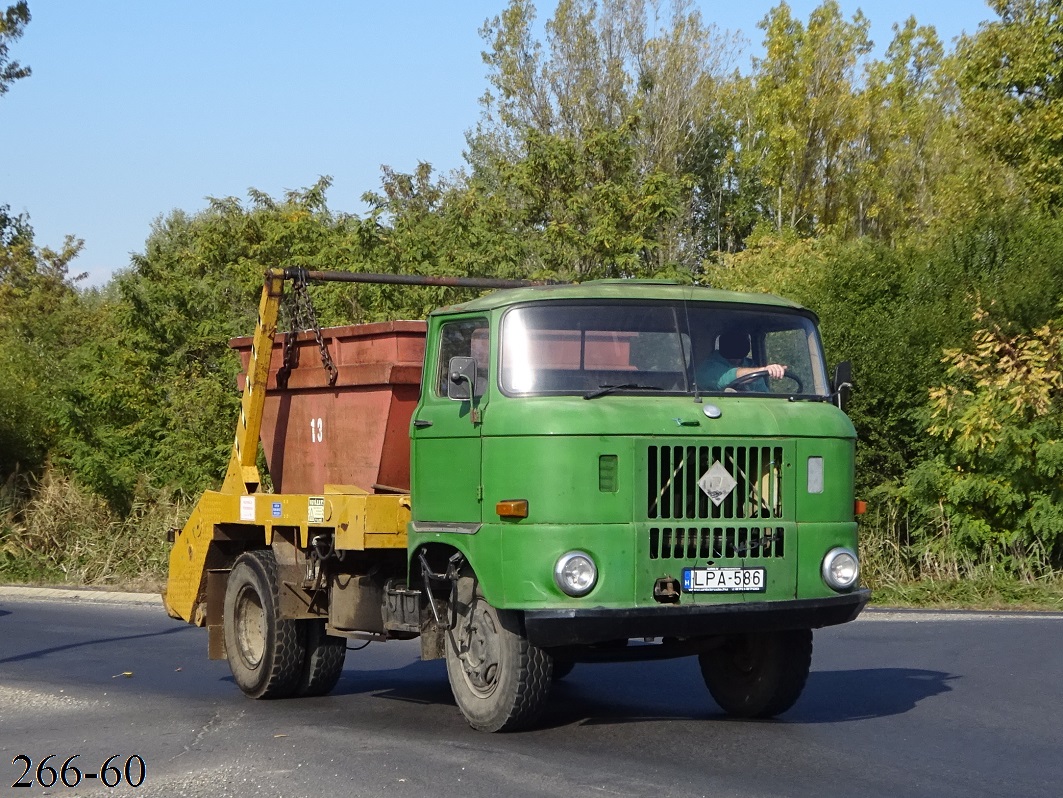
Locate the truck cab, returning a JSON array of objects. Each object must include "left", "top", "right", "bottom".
[{"left": 409, "top": 281, "right": 867, "bottom": 729}]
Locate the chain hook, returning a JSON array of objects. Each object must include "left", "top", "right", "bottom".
[{"left": 278, "top": 269, "right": 338, "bottom": 388}]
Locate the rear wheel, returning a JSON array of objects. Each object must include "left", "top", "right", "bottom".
[
  {"left": 445, "top": 574, "right": 552, "bottom": 732},
  {"left": 223, "top": 549, "right": 306, "bottom": 699},
  {"left": 296, "top": 619, "right": 346, "bottom": 697},
  {"left": 699, "top": 629, "right": 813, "bottom": 718}
]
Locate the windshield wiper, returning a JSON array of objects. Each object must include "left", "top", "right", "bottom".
[{"left": 583, "top": 383, "right": 662, "bottom": 400}]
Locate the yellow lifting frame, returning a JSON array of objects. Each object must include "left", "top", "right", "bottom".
[{"left": 163, "top": 270, "right": 409, "bottom": 624}]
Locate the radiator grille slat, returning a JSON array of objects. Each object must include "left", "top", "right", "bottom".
[
  {"left": 647, "top": 444, "right": 784, "bottom": 521},
  {"left": 648, "top": 527, "right": 786, "bottom": 560}
]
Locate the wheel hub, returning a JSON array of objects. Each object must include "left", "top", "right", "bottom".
[
  {"left": 457, "top": 602, "right": 502, "bottom": 697},
  {"left": 234, "top": 585, "right": 265, "bottom": 668}
]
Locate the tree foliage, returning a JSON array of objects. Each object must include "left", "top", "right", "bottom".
[
  {"left": 955, "top": 0, "right": 1063, "bottom": 207},
  {"left": 474, "top": 0, "right": 733, "bottom": 268},
  {"left": 476, "top": 0, "right": 733, "bottom": 169},
  {"left": 916, "top": 304, "right": 1063, "bottom": 567},
  {"left": 743, "top": 1, "right": 872, "bottom": 233},
  {"left": 0, "top": 1, "right": 30, "bottom": 96},
  {"left": 4, "top": 0, "right": 1063, "bottom": 584},
  {"left": 487, "top": 122, "right": 689, "bottom": 278},
  {"left": 96, "top": 179, "right": 367, "bottom": 505},
  {"left": 0, "top": 208, "right": 84, "bottom": 477},
  {"left": 856, "top": 18, "right": 952, "bottom": 239}
]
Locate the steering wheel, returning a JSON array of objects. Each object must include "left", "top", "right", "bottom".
[{"left": 723, "top": 368, "right": 803, "bottom": 393}]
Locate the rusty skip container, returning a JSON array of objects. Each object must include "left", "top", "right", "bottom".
[{"left": 231, "top": 321, "right": 427, "bottom": 494}]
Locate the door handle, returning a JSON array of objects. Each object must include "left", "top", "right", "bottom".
[{"left": 413, "top": 419, "right": 433, "bottom": 428}]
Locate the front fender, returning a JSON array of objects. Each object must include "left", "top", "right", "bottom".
[{"left": 408, "top": 522, "right": 505, "bottom": 606}]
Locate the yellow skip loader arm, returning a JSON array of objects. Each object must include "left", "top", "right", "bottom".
[{"left": 162, "top": 269, "right": 410, "bottom": 626}]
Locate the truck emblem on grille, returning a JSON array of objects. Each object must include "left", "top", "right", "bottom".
[{"left": 699, "top": 461, "right": 737, "bottom": 506}]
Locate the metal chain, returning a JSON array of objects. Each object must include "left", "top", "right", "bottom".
[{"left": 278, "top": 270, "right": 338, "bottom": 388}]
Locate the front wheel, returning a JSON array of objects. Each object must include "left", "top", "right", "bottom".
[
  {"left": 445, "top": 574, "right": 552, "bottom": 732},
  {"left": 699, "top": 629, "right": 813, "bottom": 718}
]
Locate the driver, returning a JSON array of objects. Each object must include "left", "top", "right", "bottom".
[{"left": 697, "top": 331, "right": 786, "bottom": 391}]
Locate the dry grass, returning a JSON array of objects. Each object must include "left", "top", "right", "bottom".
[
  {"left": 0, "top": 470, "right": 186, "bottom": 588},
  {"left": 859, "top": 490, "right": 1063, "bottom": 609}
]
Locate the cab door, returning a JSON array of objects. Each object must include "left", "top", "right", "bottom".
[{"left": 410, "top": 316, "right": 490, "bottom": 526}]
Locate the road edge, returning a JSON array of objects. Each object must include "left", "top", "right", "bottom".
[
  {"left": 3, "top": 584, "right": 1062, "bottom": 620},
  {"left": 0, "top": 584, "right": 162, "bottom": 607}
]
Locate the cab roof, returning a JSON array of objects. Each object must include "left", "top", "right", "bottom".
[{"left": 429, "top": 279, "right": 810, "bottom": 316}]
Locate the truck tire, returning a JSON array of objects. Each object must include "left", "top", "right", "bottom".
[
  {"left": 296, "top": 619, "right": 346, "bottom": 697},
  {"left": 223, "top": 549, "right": 306, "bottom": 699},
  {"left": 445, "top": 574, "right": 552, "bottom": 732},
  {"left": 698, "top": 629, "right": 813, "bottom": 718}
]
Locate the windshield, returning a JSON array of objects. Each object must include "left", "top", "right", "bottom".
[{"left": 500, "top": 301, "right": 829, "bottom": 398}]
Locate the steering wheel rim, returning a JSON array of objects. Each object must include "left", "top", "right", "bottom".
[{"left": 723, "top": 368, "right": 803, "bottom": 393}]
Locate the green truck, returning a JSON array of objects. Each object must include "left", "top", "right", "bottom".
[{"left": 165, "top": 269, "right": 869, "bottom": 732}]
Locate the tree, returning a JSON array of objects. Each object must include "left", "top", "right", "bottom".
[
  {"left": 361, "top": 128, "right": 688, "bottom": 291},
  {"left": 496, "top": 122, "right": 688, "bottom": 278},
  {"left": 955, "top": 0, "right": 1063, "bottom": 207},
  {"left": 473, "top": 0, "right": 735, "bottom": 270},
  {"left": 100, "top": 179, "right": 366, "bottom": 504},
  {"left": 477, "top": 0, "right": 732, "bottom": 162},
  {"left": 739, "top": 1, "right": 871, "bottom": 235},
  {"left": 0, "top": 2, "right": 31, "bottom": 96},
  {"left": 0, "top": 207, "right": 85, "bottom": 478},
  {"left": 854, "top": 18, "right": 950, "bottom": 240},
  {"left": 355, "top": 162, "right": 524, "bottom": 319}
]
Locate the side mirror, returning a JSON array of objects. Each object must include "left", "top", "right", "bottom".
[
  {"left": 832, "top": 360, "right": 853, "bottom": 411},
  {"left": 448, "top": 356, "right": 477, "bottom": 401}
]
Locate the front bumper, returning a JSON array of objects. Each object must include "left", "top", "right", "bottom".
[{"left": 523, "top": 588, "right": 870, "bottom": 648}]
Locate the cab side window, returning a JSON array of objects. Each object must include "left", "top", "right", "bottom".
[{"left": 437, "top": 319, "right": 490, "bottom": 398}]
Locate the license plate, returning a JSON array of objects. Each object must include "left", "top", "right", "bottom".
[{"left": 682, "top": 567, "right": 766, "bottom": 593}]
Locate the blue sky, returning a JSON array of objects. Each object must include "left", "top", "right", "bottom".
[{"left": 2, "top": 1, "right": 995, "bottom": 286}]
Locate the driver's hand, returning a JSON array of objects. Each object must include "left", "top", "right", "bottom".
[{"left": 764, "top": 363, "right": 786, "bottom": 379}]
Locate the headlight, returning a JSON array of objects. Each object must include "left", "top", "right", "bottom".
[
  {"left": 554, "top": 551, "right": 597, "bottom": 597},
  {"left": 822, "top": 547, "right": 859, "bottom": 591}
]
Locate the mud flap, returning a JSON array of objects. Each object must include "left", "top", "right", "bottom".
[{"left": 207, "top": 568, "right": 230, "bottom": 660}]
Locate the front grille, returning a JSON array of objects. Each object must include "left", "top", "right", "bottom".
[
  {"left": 647, "top": 444, "right": 784, "bottom": 521},
  {"left": 649, "top": 526, "right": 786, "bottom": 560}
]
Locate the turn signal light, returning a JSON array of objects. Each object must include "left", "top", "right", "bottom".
[
  {"left": 496, "top": 499, "right": 529, "bottom": 519},
  {"left": 854, "top": 499, "right": 867, "bottom": 516}
]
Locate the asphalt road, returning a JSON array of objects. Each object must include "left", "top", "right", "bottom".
[{"left": 1, "top": 587, "right": 1061, "bottom": 798}]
